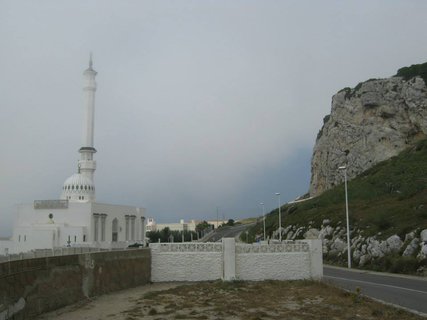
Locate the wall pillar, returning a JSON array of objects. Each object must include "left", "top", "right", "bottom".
[
  {"left": 303, "top": 239, "right": 323, "bottom": 280},
  {"left": 222, "top": 238, "right": 236, "bottom": 281}
]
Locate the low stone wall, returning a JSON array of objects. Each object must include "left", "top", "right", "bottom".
[
  {"left": 150, "top": 243, "right": 223, "bottom": 282},
  {"left": 150, "top": 239, "right": 322, "bottom": 282},
  {"left": 236, "top": 243, "right": 311, "bottom": 280},
  {"left": 0, "top": 249, "right": 151, "bottom": 320}
]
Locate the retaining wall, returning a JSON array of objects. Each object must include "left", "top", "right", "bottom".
[
  {"left": 150, "top": 238, "right": 322, "bottom": 282},
  {"left": 0, "top": 249, "right": 151, "bottom": 320}
]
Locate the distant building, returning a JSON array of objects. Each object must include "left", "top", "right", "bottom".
[
  {"left": 1, "top": 57, "right": 146, "bottom": 255},
  {"left": 146, "top": 218, "right": 199, "bottom": 232},
  {"left": 146, "top": 217, "right": 159, "bottom": 232},
  {"left": 146, "top": 218, "right": 230, "bottom": 233}
]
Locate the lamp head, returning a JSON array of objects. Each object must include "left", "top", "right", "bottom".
[
  {"left": 338, "top": 166, "right": 346, "bottom": 170},
  {"left": 275, "top": 193, "right": 280, "bottom": 196}
]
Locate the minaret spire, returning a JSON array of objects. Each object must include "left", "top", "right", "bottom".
[{"left": 89, "top": 52, "right": 93, "bottom": 69}]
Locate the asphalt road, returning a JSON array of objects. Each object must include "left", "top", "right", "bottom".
[
  {"left": 202, "top": 224, "right": 252, "bottom": 242},
  {"left": 323, "top": 265, "right": 427, "bottom": 315}
]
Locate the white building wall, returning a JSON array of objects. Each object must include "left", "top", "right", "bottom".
[
  {"left": 155, "top": 223, "right": 187, "bottom": 232},
  {"left": 151, "top": 219, "right": 198, "bottom": 232},
  {"left": 91, "top": 203, "right": 145, "bottom": 247},
  {"left": 10, "top": 201, "right": 145, "bottom": 253}
]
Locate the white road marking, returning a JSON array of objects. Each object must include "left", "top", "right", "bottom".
[{"left": 324, "top": 275, "right": 427, "bottom": 295}]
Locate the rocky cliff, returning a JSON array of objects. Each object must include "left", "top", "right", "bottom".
[{"left": 310, "top": 68, "right": 427, "bottom": 196}]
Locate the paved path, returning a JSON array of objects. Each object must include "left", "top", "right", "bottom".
[
  {"left": 202, "top": 224, "right": 253, "bottom": 242},
  {"left": 323, "top": 265, "right": 427, "bottom": 316}
]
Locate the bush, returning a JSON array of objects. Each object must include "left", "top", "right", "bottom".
[
  {"left": 389, "top": 256, "right": 419, "bottom": 274},
  {"left": 395, "top": 61, "right": 427, "bottom": 84},
  {"left": 375, "top": 255, "right": 420, "bottom": 274}
]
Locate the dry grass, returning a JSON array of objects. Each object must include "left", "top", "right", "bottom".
[{"left": 117, "top": 280, "right": 424, "bottom": 320}]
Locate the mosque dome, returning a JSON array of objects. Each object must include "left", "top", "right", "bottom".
[{"left": 61, "top": 173, "right": 95, "bottom": 202}]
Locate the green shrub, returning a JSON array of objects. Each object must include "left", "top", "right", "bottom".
[
  {"left": 389, "top": 256, "right": 419, "bottom": 274},
  {"left": 375, "top": 255, "right": 420, "bottom": 274},
  {"left": 395, "top": 61, "right": 427, "bottom": 84}
]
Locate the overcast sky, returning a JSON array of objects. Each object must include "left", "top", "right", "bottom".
[{"left": 1, "top": 1, "right": 427, "bottom": 236}]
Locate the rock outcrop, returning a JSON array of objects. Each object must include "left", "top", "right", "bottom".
[
  {"left": 310, "top": 75, "right": 427, "bottom": 196},
  {"left": 276, "top": 224, "right": 427, "bottom": 274}
]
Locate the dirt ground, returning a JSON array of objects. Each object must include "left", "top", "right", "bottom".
[{"left": 37, "top": 280, "right": 424, "bottom": 320}]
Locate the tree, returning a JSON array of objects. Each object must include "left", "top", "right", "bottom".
[
  {"left": 196, "top": 221, "right": 212, "bottom": 232},
  {"left": 226, "top": 219, "right": 235, "bottom": 226}
]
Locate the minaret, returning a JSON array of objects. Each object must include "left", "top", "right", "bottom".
[
  {"left": 60, "top": 55, "right": 98, "bottom": 202},
  {"left": 78, "top": 54, "right": 97, "bottom": 182}
]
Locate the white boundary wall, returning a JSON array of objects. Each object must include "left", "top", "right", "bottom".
[
  {"left": 150, "top": 238, "right": 322, "bottom": 282},
  {"left": 150, "top": 242, "right": 223, "bottom": 282}
]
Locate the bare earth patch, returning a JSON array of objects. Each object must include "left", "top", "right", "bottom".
[{"left": 38, "top": 280, "right": 424, "bottom": 320}]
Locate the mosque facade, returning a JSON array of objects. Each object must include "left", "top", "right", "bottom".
[{"left": 1, "top": 57, "right": 146, "bottom": 255}]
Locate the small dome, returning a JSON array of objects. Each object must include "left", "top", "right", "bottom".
[
  {"left": 63, "top": 173, "right": 93, "bottom": 187},
  {"left": 61, "top": 173, "right": 95, "bottom": 202}
]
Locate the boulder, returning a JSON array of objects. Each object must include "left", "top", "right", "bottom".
[
  {"left": 304, "top": 228, "right": 320, "bottom": 239},
  {"left": 420, "top": 229, "right": 427, "bottom": 243},
  {"left": 418, "top": 243, "right": 427, "bottom": 259},
  {"left": 386, "top": 235, "right": 403, "bottom": 253},
  {"left": 353, "top": 249, "right": 362, "bottom": 262},
  {"left": 402, "top": 238, "right": 420, "bottom": 257},
  {"left": 332, "top": 238, "right": 347, "bottom": 252},
  {"left": 367, "top": 240, "right": 384, "bottom": 258},
  {"left": 404, "top": 231, "right": 416, "bottom": 242}
]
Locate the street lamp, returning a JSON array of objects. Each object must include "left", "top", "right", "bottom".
[
  {"left": 260, "top": 202, "right": 266, "bottom": 240},
  {"left": 275, "top": 193, "right": 282, "bottom": 242},
  {"left": 339, "top": 165, "right": 351, "bottom": 268}
]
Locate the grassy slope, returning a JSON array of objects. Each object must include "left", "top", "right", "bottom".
[{"left": 247, "top": 139, "right": 427, "bottom": 243}]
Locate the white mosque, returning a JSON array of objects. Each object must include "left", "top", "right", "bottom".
[{"left": 1, "top": 57, "right": 146, "bottom": 254}]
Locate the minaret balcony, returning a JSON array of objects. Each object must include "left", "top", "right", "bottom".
[{"left": 79, "top": 146, "right": 97, "bottom": 153}]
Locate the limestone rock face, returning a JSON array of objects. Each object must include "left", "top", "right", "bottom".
[{"left": 310, "top": 76, "right": 427, "bottom": 196}]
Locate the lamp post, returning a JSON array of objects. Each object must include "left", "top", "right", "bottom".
[
  {"left": 260, "top": 202, "right": 266, "bottom": 240},
  {"left": 339, "top": 165, "right": 351, "bottom": 268},
  {"left": 275, "top": 193, "right": 282, "bottom": 242}
]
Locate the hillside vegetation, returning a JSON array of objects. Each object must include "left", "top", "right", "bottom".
[
  {"left": 395, "top": 61, "right": 427, "bottom": 84},
  {"left": 246, "top": 139, "right": 427, "bottom": 273}
]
